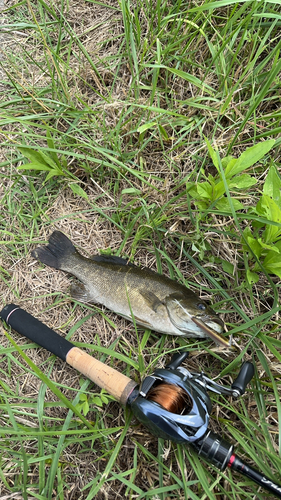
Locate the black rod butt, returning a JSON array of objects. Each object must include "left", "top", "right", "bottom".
[{"left": 0, "top": 304, "right": 73, "bottom": 361}]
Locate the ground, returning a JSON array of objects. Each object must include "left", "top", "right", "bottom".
[{"left": 0, "top": 1, "right": 281, "bottom": 499}]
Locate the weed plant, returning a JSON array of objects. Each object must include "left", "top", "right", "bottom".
[{"left": 0, "top": 0, "right": 281, "bottom": 499}]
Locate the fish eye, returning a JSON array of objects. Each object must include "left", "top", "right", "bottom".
[{"left": 197, "top": 303, "right": 206, "bottom": 311}]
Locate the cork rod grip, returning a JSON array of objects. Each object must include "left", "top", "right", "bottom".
[{"left": 66, "top": 347, "right": 137, "bottom": 404}]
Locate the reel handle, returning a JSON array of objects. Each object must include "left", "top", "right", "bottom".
[
  {"left": 166, "top": 351, "right": 189, "bottom": 370},
  {"left": 231, "top": 361, "right": 254, "bottom": 396}
]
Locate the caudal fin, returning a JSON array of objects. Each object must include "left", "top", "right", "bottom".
[{"left": 31, "top": 231, "right": 76, "bottom": 270}]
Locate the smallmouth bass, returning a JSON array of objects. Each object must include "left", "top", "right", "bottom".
[{"left": 32, "top": 231, "right": 231, "bottom": 347}]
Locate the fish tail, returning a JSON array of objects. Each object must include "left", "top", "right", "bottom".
[{"left": 31, "top": 231, "right": 76, "bottom": 270}]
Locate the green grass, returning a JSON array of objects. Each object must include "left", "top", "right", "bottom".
[{"left": 0, "top": 0, "right": 281, "bottom": 498}]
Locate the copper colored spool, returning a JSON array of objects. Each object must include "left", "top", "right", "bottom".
[{"left": 147, "top": 383, "right": 192, "bottom": 414}]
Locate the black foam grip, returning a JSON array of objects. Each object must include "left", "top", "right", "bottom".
[{"left": 0, "top": 304, "right": 74, "bottom": 361}]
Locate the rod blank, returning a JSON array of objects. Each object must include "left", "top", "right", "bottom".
[{"left": 230, "top": 455, "right": 281, "bottom": 498}]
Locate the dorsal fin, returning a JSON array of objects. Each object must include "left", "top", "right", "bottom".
[{"left": 91, "top": 254, "right": 135, "bottom": 266}]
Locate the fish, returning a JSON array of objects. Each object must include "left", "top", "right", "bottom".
[{"left": 31, "top": 231, "right": 231, "bottom": 347}]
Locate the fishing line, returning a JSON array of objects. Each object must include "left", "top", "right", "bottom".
[{"left": 147, "top": 383, "right": 192, "bottom": 414}]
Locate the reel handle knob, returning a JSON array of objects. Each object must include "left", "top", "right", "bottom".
[
  {"left": 231, "top": 361, "right": 254, "bottom": 396},
  {"left": 166, "top": 351, "right": 189, "bottom": 370}
]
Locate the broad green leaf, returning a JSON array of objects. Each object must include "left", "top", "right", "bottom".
[
  {"left": 215, "top": 197, "right": 244, "bottom": 211},
  {"left": 242, "top": 226, "right": 252, "bottom": 251},
  {"left": 257, "top": 193, "right": 281, "bottom": 219},
  {"left": 194, "top": 199, "right": 208, "bottom": 210},
  {"left": 213, "top": 180, "right": 226, "bottom": 199},
  {"left": 186, "top": 181, "right": 197, "bottom": 196},
  {"left": 263, "top": 165, "right": 281, "bottom": 203},
  {"left": 224, "top": 140, "right": 275, "bottom": 178},
  {"left": 259, "top": 194, "right": 281, "bottom": 243},
  {"left": 45, "top": 170, "right": 64, "bottom": 182},
  {"left": 275, "top": 241, "right": 281, "bottom": 251},
  {"left": 37, "top": 150, "right": 60, "bottom": 170},
  {"left": 228, "top": 173, "right": 257, "bottom": 189},
  {"left": 79, "top": 399, "right": 89, "bottom": 415},
  {"left": 18, "top": 146, "right": 50, "bottom": 165},
  {"left": 137, "top": 122, "right": 157, "bottom": 134},
  {"left": 251, "top": 219, "right": 265, "bottom": 230},
  {"left": 263, "top": 250, "right": 281, "bottom": 279},
  {"left": 17, "top": 162, "right": 52, "bottom": 171},
  {"left": 246, "top": 270, "right": 259, "bottom": 284},
  {"left": 257, "top": 238, "right": 280, "bottom": 253},
  {"left": 245, "top": 235, "right": 262, "bottom": 258},
  {"left": 100, "top": 394, "right": 109, "bottom": 404},
  {"left": 158, "top": 124, "right": 169, "bottom": 140},
  {"left": 92, "top": 396, "right": 103, "bottom": 407},
  {"left": 122, "top": 188, "right": 142, "bottom": 195},
  {"left": 46, "top": 130, "right": 61, "bottom": 166},
  {"left": 255, "top": 196, "right": 266, "bottom": 216},
  {"left": 46, "top": 129, "right": 55, "bottom": 150},
  {"left": 197, "top": 182, "right": 213, "bottom": 199},
  {"left": 221, "top": 155, "right": 234, "bottom": 168},
  {"left": 224, "top": 158, "right": 238, "bottom": 179},
  {"left": 207, "top": 173, "right": 216, "bottom": 184},
  {"left": 18, "top": 146, "right": 59, "bottom": 170},
  {"left": 222, "top": 260, "right": 234, "bottom": 275},
  {"left": 84, "top": 400, "right": 90, "bottom": 414},
  {"left": 69, "top": 183, "right": 89, "bottom": 200}
]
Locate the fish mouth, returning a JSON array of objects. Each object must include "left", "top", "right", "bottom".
[
  {"left": 191, "top": 316, "right": 233, "bottom": 349},
  {"left": 207, "top": 315, "right": 225, "bottom": 332}
]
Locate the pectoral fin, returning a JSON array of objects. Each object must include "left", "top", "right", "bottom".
[
  {"left": 139, "top": 290, "right": 164, "bottom": 312},
  {"left": 70, "top": 283, "right": 94, "bottom": 303}
]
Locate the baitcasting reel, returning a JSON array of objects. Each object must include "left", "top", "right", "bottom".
[
  {"left": 127, "top": 352, "right": 281, "bottom": 498},
  {"left": 128, "top": 351, "right": 254, "bottom": 445}
]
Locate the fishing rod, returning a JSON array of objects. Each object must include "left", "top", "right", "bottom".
[{"left": 1, "top": 304, "right": 281, "bottom": 498}]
